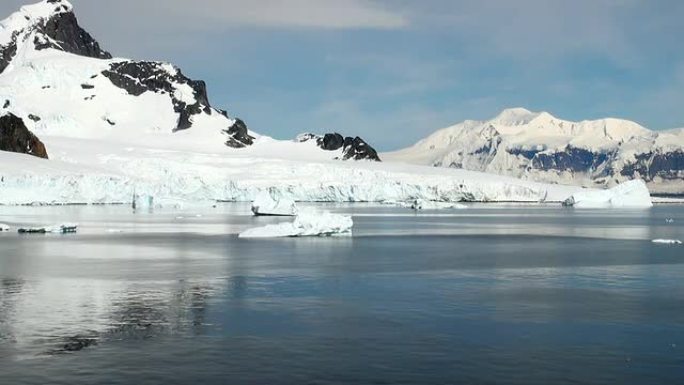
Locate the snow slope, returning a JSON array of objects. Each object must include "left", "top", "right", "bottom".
[{"left": 384, "top": 108, "right": 684, "bottom": 194}]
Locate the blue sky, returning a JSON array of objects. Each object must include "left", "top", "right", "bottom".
[{"left": 3, "top": 0, "right": 684, "bottom": 150}]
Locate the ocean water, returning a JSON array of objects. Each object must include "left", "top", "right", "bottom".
[{"left": 0, "top": 203, "right": 683, "bottom": 385}]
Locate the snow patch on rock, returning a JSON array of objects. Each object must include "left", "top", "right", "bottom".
[{"left": 0, "top": 0, "right": 73, "bottom": 48}]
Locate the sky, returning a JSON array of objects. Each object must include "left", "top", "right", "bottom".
[{"left": 2, "top": 0, "right": 684, "bottom": 150}]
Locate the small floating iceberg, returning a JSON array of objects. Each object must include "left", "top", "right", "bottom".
[
  {"left": 251, "top": 191, "right": 297, "bottom": 216},
  {"left": 18, "top": 223, "right": 78, "bottom": 234},
  {"left": 562, "top": 180, "right": 653, "bottom": 208},
  {"left": 0, "top": 224, "right": 10, "bottom": 232},
  {"left": 652, "top": 239, "right": 682, "bottom": 245},
  {"left": 239, "top": 211, "right": 352, "bottom": 238}
]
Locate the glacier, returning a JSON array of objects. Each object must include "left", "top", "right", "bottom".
[{"left": 0, "top": 139, "right": 587, "bottom": 205}]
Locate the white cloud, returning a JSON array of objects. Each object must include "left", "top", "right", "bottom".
[
  {"left": 73, "top": 0, "right": 407, "bottom": 30},
  {"left": 207, "top": 0, "right": 407, "bottom": 29}
]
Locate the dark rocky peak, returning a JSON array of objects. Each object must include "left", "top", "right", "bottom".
[
  {"left": 0, "top": 0, "right": 111, "bottom": 74},
  {"left": 101, "top": 61, "right": 214, "bottom": 132},
  {"left": 224, "top": 118, "right": 255, "bottom": 148},
  {"left": 0, "top": 113, "right": 49, "bottom": 159},
  {"left": 33, "top": 10, "right": 111, "bottom": 59},
  {"left": 297, "top": 132, "right": 381, "bottom": 161}
]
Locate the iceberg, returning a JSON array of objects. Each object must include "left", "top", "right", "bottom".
[
  {"left": 239, "top": 211, "right": 352, "bottom": 238},
  {"left": 251, "top": 190, "right": 297, "bottom": 216},
  {"left": 18, "top": 223, "right": 78, "bottom": 234},
  {"left": 652, "top": 239, "right": 682, "bottom": 245},
  {"left": 562, "top": 180, "right": 653, "bottom": 208},
  {"left": 0, "top": 223, "right": 10, "bottom": 232}
]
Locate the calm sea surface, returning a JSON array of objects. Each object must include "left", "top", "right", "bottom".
[{"left": 0, "top": 203, "right": 683, "bottom": 385}]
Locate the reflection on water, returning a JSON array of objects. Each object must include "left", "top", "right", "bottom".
[
  {"left": 0, "top": 278, "right": 224, "bottom": 357},
  {"left": 0, "top": 204, "right": 683, "bottom": 384}
]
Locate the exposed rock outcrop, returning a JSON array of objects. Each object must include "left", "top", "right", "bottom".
[
  {"left": 224, "top": 118, "right": 255, "bottom": 148},
  {"left": 33, "top": 8, "right": 111, "bottom": 59},
  {"left": 1, "top": 0, "right": 110, "bottom": 74},
  {"left": 101, "top": 61, "right": 211, "bottom": 132},
  {"left": 0, "top": 113, "right": 48, "bottom": 159},
  {"left": 297, "top": 132, "right": 381, "bottom": 161}
]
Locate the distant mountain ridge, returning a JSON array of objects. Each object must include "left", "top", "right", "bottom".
[{"left": 385, "top": 108, "right": 684, "bottom": 194}]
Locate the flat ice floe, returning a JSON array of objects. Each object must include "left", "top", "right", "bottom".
[
  {"left": 239, "top": 211, "right": 353, "bottom": 238},
  {"left": 652, "top": 239, "right": 683, "bottom": 245},
  {"left": 562, "top": 180, "right": 653, "bottom": 208},
  {"left": 251, "top": 190, "right": 297, "bottom": 216}
]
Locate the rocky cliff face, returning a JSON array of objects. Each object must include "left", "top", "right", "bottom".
[
  {"left": 297, "top": 133, "right": 381, "bottom": 161},
  {"left": 224, "top": 119, "right": 255, "bottom": 148},
  {"left": 0, "top": 0, "right": 110, "bottom": 74},
  {"left": 100, "top": 61, "right": 213, "bottom": 132},
  {"left": 0, "top": 113, "right": 48, "bottom": 159}
]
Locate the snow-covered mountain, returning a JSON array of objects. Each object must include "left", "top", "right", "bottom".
[
  {"left": 0, "top": 0, "right": 380, "bottom": 160},
  {"left": 0, "top": 1, "right": 616, "bottom": 206},
  {"left": 385, "top": 108, "right": 684, "bottom": 194}
]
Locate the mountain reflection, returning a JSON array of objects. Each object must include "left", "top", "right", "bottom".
[{"left": 0, "top": 278, "right": 225, "bottom": 357}]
